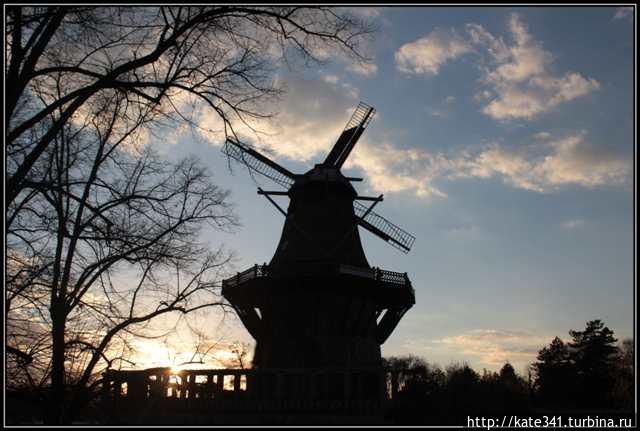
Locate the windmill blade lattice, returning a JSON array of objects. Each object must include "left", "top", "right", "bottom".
[
  {"left": 223, "top": 139, "right": 295, "bottom": 189},
  {"left": 354, "top": 201, "right": 416, "bottom": 253},
  {"left": 324, "top": 102, "right": 376, "bottom": 168}
]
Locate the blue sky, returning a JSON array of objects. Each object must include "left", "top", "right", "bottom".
[{"left": 147, "top": 6, "right": 634, "bottom": 373}]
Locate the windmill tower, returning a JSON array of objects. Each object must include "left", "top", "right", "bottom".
[{"left": 221, "top": 103, "right": 415, "bottom": 402}]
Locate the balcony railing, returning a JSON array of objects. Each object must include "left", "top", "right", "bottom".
[
  {"left": 222, "top": 263, "right": 412, "bottom": 291},
  {"left": 101, "top": 366, "right": 386, "bottom": 423}
]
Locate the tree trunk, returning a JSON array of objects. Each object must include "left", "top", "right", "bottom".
[{"left": 46, "top": 310, "right": 66, "bottom": 424}]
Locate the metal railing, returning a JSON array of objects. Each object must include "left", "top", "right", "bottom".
[
  {"left": 223, "top": 264, "right": 270, "bottom": 289},
  {"left": 222, "top": 263, "right": 411, "bottom": 290}
]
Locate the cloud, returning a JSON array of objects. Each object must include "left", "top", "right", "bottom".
[
  {"left": 342, "top": 7, "right": 382, "bottom": 19},
  {"left": 436, "top": 329, "right": 554, "bottom": 368},
  {"left": 196, "top": 74, "right": 360, "bottom": 164},
  {"left": 306, "top": 8, "right": 380, "bottom": 77},
  {"left": 345, "top": 141, "right": 452, "bottom": 198},
  {"left": 347, "top": 61, "right": 379, "bottom": 76},
  {"left": 347, "top": 131, "right": 630, "bottom": 198},
  {"left": 321, "top": 74, "right": 339, "bottom": 84},
  {"left": 561, "top": 219, "right": 586, "bottom": 229},
  {"left": 348, "top": 131, "right": 630, "bottom": 198},
  {"left": 191, "top": 73, "right": 628, "bottom": 200},
  {"left": 454, "top": 132, "right": 631, "bottom": 192},
  {"left": 614, "top": 7, "right": 634, "bottom": 20},
  {"left": 395, "top": 28, "right": 472, "bottom": 75},
  {"left": 470, "top": 14, "right": 600, "bottom": 120},
  {"left": 395, "top": 15, "right": 599, "bottom": 119},
  {"left": 193, "top": 75, "right": 454, "bottom": 199}
]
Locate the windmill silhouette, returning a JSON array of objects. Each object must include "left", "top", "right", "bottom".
[{"left": 221, "top": 102, "right": 415, "bottom": 398}]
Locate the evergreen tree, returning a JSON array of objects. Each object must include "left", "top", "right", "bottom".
[
  {"left": 533, "top": 336, "right": 573, "bottom": 407},
  {"left": 568, "top": 319, "right": 618, "bottom": 408},
  {"left": 497, "top": 363, "right": 528, "bottom": 413}
]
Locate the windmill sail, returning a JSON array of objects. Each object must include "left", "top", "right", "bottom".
[
  {"left": 354, "top": 201, "right": 416, "bottom": 253},
  {"left": 324, "top": 102, "right": 376, "bottom": 168},
  {"left": 223, "top": 138, "right": 295, "bottom": 189}
]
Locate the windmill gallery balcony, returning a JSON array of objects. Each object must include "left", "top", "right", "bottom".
[
  {"left": 101, "top": 366, "right": 388, "bottom": 424},
  {"left": 222, "top": 263, "right": 415, "bottom": 345}
]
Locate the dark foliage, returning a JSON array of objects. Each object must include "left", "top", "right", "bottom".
[
  {"left": 384, "top": 320, "right": 633, "bottom": 425},
  {"left": 533, "top": 320, "right": 630, "bottom": 411}
]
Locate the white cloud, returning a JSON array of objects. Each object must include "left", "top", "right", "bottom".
[
  {"left": 561, "top": 219, "right": 586, "bottom": 229},
  {"left": 345, "top": 131, "right": 631, "bottom": 198},
  {"left": 470, "top": 14, "right": 600, "bottom": 120},
  {"left": 347, "top": 61, "right": 379, "bottom": 76},
  {"left": 529, "top": 134, "right": 629, "bottom": 188},
  {"left": 436, "top": 329, "right": 554, "bottom": 368},
  {"left": 313, "top": 8, "right": 381, "bottom": 77},
  {"left": 395, "top": 28, "right": 472, "bottom": 75},
  {"left": 193, "top": 75, "right": 453, "bottom": 199},
  {"left": 190, "top": 73, "right": 628, "bottom": 200},
  {"left": 474, "top": 89, "right": 493, "bottom": 102},
  {"left": 395, "top": 15, "right": 599, "bottom": 120},
  {"left": 454, "top": 133, "right": 631, "bottom": 192},
  {"left": 197, "top": 75, "right": 360, "bottom": 164},
  {"left": 321, "top": 74, "right": 339, "bottom": 84},
  {"left": 345, "top": 141, "right": 451, "bottom": 198},
  {"left": 614, "top": 6, "right": 634, "bottom": 20},
  {"left": 344, "top": 7, "right": 381, "bottom": 19}
]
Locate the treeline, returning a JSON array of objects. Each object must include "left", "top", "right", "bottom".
[{"left": 384, "top": 320, "right": 634, "bottom": 425}]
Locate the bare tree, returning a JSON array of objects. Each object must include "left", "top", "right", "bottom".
[
  {"left": 5, "top": 6, "right": 374, "bottom": 424},
  {"left": 229, "top": 342, "right": 253, "bottom": 370},
  {"left": 6, "top": 6, "right": 375, "bottom": 208},
  {"left": 6, "top": 88, "right": 237, "bottom": 423}
]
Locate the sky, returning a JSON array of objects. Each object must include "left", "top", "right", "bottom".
[{"left": 137, "top": 6, "right": 635, "bottom": 374}]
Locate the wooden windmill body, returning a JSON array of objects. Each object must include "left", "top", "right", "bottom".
[{"left": 221, "top": 103, "right": 415, "bottom": 399}]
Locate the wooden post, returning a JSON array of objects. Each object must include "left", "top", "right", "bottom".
[
  {"left": 233, "top": 371, "right": 241, "bottom": 395},
  {"left": 216, "top": 373, "right": 224, "bottom": 397},
  {"left": 245, "top": 372, "right": 252, "bottom": 399},
  {"left": 206, "top": 373, "right": 214, "bottom": 399}
]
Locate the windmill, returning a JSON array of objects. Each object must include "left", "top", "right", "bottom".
[{"left": 221, "top": 102, "right": 416, "bottom": 402}]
